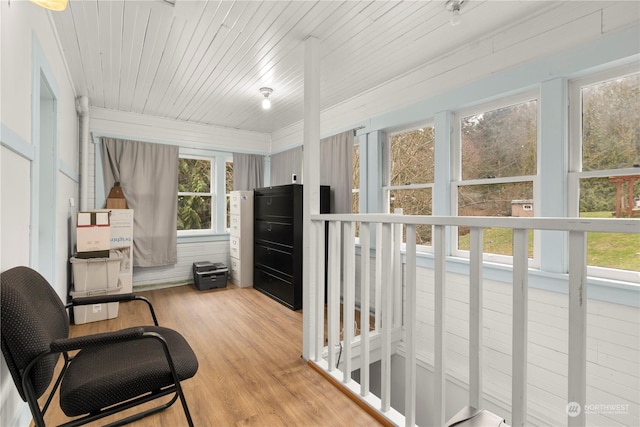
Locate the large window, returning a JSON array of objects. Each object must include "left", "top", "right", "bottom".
[
  {"left": 385, "top": 125, "right": 435, "bottom": 246},
  {"left": 454, "top": 96, "right": 538, "bottom": 260},
  {"left": 570, "top": 66, "right": 640, "bottom": 278},
  {"left": 178, "top": 156, "right": 214, "bottom": 232}
]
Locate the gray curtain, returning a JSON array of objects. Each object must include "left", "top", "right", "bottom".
[
  {"left": 101, "top": 137, "right": 178, "bottom": 267},
  {"left": 321, "top": 130, "right": 354, "bottom": 213},
  {"left": 233, "top": 153, "right": 264, "bottom": 190},
  {"left": 270, "top": 146, "right": 303, "bottom": 186}
]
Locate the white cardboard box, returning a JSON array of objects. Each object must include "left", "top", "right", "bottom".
[{"left": 77, "top": 211, "right": 111, "bottom": 254}]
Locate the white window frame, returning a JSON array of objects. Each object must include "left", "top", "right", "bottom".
[
  {"left": 568, "top": 63, "right": 640, "bottom": 283},
  {"left": 384, "top": 122, "right": 436, "bottom": 253},
  {"left": 452, "top": 91, "right": 540, "bottom": 266},
  {"left": 177, "top": 154, "right": 215, "bottom": 236}
]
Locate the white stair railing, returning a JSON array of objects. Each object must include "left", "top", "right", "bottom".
[{"left": 308, "top": 214, "right": 638, "bottom": 427}]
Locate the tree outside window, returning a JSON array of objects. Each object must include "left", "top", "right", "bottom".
[
  {"left": 386, "top": 126, "right": 434, "bottom": 246},
  {"left": 457, "top": 99, "right": 538, "bottom": 258},
  {"left": 178, "top": 157, "right": 213, "bottom": 231}
]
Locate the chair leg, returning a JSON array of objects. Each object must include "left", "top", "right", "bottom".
[{"left": 175, "top": 382, "right": 195, "bottom": 427}]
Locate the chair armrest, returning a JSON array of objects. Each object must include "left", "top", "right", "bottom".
[
  {"left": 68, "top": 294, "right": 159, "bottom": 326},
  {"left": 50, "top": 327, "right": 145, "bottom": 352},
  {"left": 70, "top": 293, "right": 137, "bottom": 305}
]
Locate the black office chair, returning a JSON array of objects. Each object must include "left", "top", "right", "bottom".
[{"left": 0, "top": 266, "right": 198, "bottom": 427}]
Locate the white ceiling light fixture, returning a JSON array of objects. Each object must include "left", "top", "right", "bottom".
[
  {"left": 260, "top": 87, "right": 273, "bottom": 110},
  {"left": 445, "top": 0, "right": 465, "bottom": 27}
]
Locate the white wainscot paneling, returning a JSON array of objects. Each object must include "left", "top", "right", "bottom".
[{"left": 132, "top": 240, "right": 229, "bottom": 288}]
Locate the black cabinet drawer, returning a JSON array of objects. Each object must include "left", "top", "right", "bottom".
[
  {"left": 254, "top": 268, "right": 298, "bottom": 310},
  {"left": 254, "top": 192, "right": 293, "bottom": 219},
  {"left": 254, "top": 244, "right": 293, "bottom": 277},
  {"left": 255, "top": 220, "right": 294, "bottom": 247}
]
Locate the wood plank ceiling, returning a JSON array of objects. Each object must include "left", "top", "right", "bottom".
[{"left": 52, "top": 0, "right": 565, "bottom": 134}]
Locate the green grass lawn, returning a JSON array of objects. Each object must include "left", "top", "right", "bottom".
[
  {"left": 458, "top": 212, "right": 639, "bottom": 272},
  {"left": 580, "top": 211, "right": 639, "bottom": 271}
]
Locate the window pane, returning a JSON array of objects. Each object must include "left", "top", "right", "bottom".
[
  {"left": 579, "top": 176, "right": 617, "bottom": 214},
  {"left": 580, "top": 177, "right": 640, "bottom": 271},
  {"left": 226, "top": 161, "right": 233, "bottom": 229},
  {"left": 390, "top": 188, "right": 432, "bottom": 245},
  {"left": 390, "top": 127, "right": 435, "bottom": 186},
  {"left": 582, "top": 229, "right": 640, "bottom": 272},
  {"left": 225, "top": 161, "right": 233, "bottom": 193},
  {"left": 458, "top": 182, "right": 534, "bottom": 256},
  {"left": 581, "top": 73, "right": 640, "bottom": 171},
  {"left": 353, "top": 143, "right": 360, "bottom": 214},
  {"left": 461, "top": 100, "right": 537, "bottom": 180},
  {"left": 178, "top": 158, "right": 210, "bottom": 193},
  {"left": 353, "top": 144, "right": 360, "bottom": 189},
  {"left": 177, "top": 195, "right": 212, "bottom": 230}
]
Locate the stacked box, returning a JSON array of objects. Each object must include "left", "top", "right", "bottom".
[{"left": 76, "top": 211, "right": 111, "bottom": 258}]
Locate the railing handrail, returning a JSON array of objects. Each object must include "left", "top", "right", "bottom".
[{"left": 311, "top": 213, "right": 639, "bottom": 233}]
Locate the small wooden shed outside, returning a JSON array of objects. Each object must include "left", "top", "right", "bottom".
[{"left": 511, "top": 199, "right": 534, "bottom": 217}]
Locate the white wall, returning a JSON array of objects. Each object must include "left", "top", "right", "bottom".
[
  {"left": 89, "top": 107, "right": 271, "bottom": 155},
  {"left": 1, "top": 1, "right": 80, "bottom": 425},
  {"left": 132, "top": 240, "right": 230, "bottom": 289}
]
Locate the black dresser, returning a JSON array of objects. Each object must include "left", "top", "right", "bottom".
[{"left": 253, "top": 184, "right": 330, "bottom": 310}]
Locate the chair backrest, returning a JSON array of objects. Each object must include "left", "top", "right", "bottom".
[{"left": 1, "top": 266, "right": 69, "bottom": 400}]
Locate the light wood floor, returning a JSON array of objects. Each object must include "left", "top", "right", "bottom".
[{"left": 40, "top": 283, "right": 382, "bottom": 427}]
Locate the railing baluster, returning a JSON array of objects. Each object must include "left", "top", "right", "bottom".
[
  {"left": 381, "top": 222, "right": 393, "bottom": 412},
  {"left": 568, "top": 230, "right": 587, "bottom": 427},
  {"left": 343, "top": 221, "right": 355, "bottom": 382},
  {"left": 327, "top": 220, "right": 341, "bottom": 372},
  {"left": 393, "top": 209, "right": 403, "bottom": 328},
  {"left": 360, "top": 222, "right": 371, "bottom": 397},
  {"left": 433, "top": 224, "right": 446, "bottom": 427},
  {"left": 315, "top": 220, "right": 326, "bottom": 362},
  {"left": 512, "top": 228, "right": 529, "bottom": 427},
  {"left": 405, "top": 225, "right": 417, "bottom": 427},
  {"left": 375, "top": 222, "right": 383, "bottom": 332},
  {"left": 469, "top": 227, "right": 483, "bottom": 409}
]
